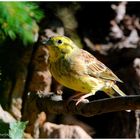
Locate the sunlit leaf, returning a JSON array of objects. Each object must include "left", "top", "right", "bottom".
[
  {"left": 9, "top": 121, "right": 28, "bottom": 139},
  {"left": 0, "top": 2, "right": 44, "bottom": 45}
]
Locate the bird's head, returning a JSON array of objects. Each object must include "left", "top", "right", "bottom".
[{"left": 42, "top": 36, "right": 78, "bottom": 60}]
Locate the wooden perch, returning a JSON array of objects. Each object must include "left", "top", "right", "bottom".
[{"left": 36, "top": 94, "right": 140, "bottom": 117}]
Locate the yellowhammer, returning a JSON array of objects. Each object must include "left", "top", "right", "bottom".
[{"left": 42, "top": 36, "right": 126, "bottom": 105}]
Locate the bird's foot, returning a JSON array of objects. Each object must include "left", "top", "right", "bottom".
[
  {"left": 75, "top": 98, "right": 89, "bottom": 105},
  {"left": 66, "top": 93, "right": 83, "bottom": 105},
  {"left": 75, "top": 93, "right": 93, "bottom": 106},
  {"left": 67, "top": 92, "right": 94, "bottom": 106}
]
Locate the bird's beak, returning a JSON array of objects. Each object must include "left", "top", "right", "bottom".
[
  {"left": 41, "top": 38, "right": 49, "bottom": 45},
  {"left": 41, "top": 38, "right": 52, "bottom": 45}
]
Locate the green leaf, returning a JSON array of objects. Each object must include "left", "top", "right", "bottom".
[
  {"left": 0, "top": 2, "right": 44, "bottom": 45},
  {"left": 9, "top": 121, "right": 28, "bottom": 139}
]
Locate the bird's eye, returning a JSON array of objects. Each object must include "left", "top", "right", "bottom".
[{"left": 57, "top": 40, "right": 63, "bottom": 44}]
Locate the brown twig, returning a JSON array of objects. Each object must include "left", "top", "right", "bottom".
[{"left": 36, "top": 94, "right": 140, "bottom": 117}]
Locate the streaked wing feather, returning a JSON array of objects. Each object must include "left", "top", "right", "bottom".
[{"left": 80, "top": 49, "right": 122, "bottom": 82}]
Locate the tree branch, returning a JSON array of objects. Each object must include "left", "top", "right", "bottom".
[{"left": 36, "top": 94, "right": 140, "bottom": 117}]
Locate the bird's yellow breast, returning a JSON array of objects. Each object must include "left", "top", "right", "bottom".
[{"left": 49, "top": 57, "right": 104, "bottom": 93}]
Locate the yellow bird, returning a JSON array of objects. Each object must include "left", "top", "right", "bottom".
[{"left": 43, "top": 36, "right": 126, "bottom": 105}]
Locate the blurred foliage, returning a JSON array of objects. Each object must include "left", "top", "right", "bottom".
[
  {"left": 0, "top": 2, "right": 44, "bottom": 45},
  {"left": 9, "top": 121, "right": 28, "bottom": 139}
]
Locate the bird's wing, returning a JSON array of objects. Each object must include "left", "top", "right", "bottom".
[{"left": 80, "top": 49, "right": 123, "bottom": 82}]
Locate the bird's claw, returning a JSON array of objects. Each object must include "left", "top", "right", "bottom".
[{"left": 76, "top": 98, "right": 89, "bottom": 106}]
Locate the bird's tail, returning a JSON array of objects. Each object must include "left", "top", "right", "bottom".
[
  {"left": 112, "top": 84, "right": 126, "bottom": 97},
  {"left": 103, "top": 83, "right": 126, "bottom": 97}
]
